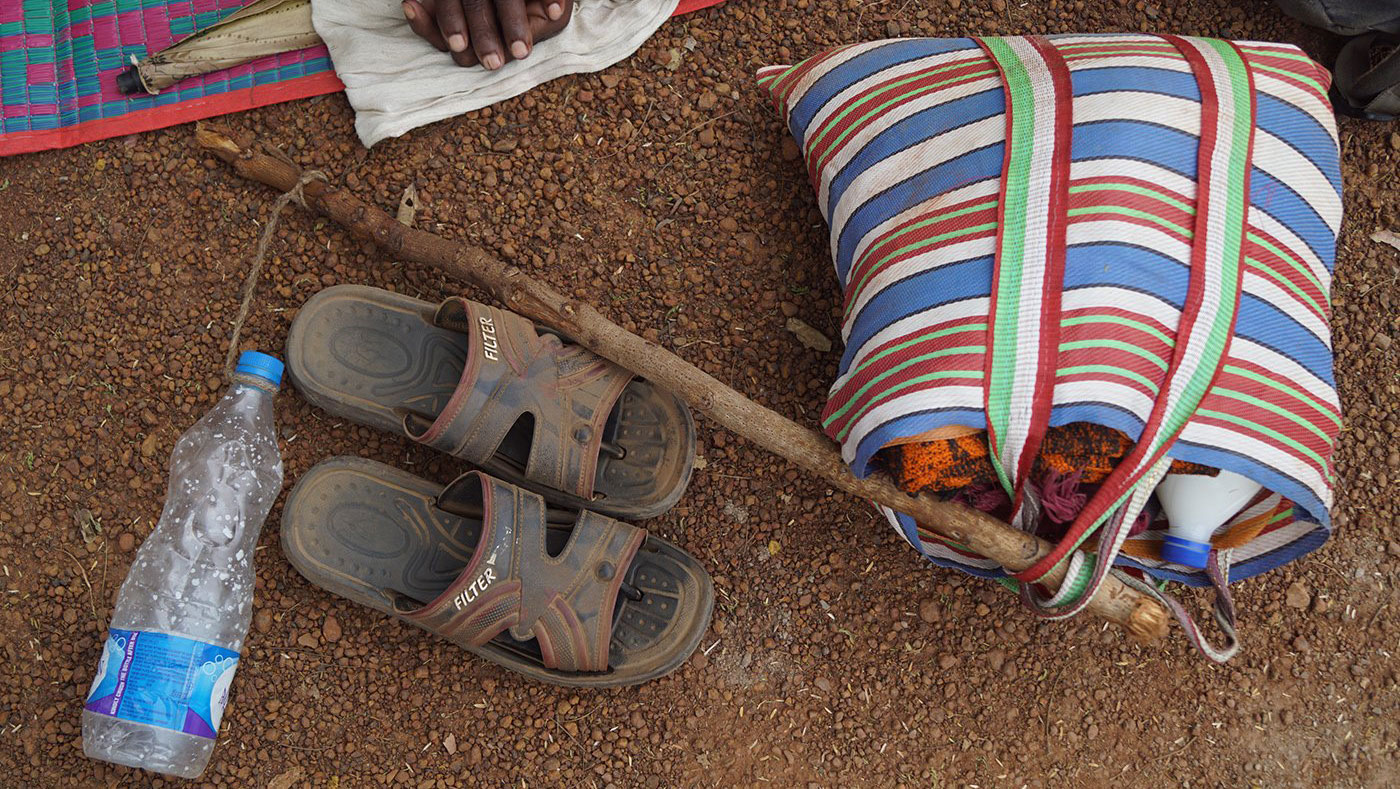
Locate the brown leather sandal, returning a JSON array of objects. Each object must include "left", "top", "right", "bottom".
[
  {"left": 286, "top": 284, "right": 695, "bottom": 520},
  {"left": 280, "top": 457, "right": 713, "bottom": 687}
]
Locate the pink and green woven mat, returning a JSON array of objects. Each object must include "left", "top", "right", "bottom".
[{"left": 0, "top": 0, "right": 343, "bottom": 157}]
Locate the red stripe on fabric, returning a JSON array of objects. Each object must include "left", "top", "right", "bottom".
[
  {"left": 1217, "top": 358, "right": 1341, "bottom": 421},
  {"left": 1060, "top": 304, "right": 1176, "bottom": 337},
  {"left": 824, "top": 349, "right": 987, "bottom": 432},
  {"left": 1013, "top": 35, "right": 1075, "bottom": 511},
  {"left": 807, "top": 56, "right": 995, "bottom": 181},
  {"left": 975, "top": 36, "right": 1018, "bottom": 499},
  {"left": 1207, "top": 371, "right": 1339, "bottom": 442},
  {"left": 1239, "top": 50, "right": 1331, "bottom": 101},
  {"left": 0, "top": 71, "right": 344, "bottom": 157},
  {"left": 1242, "top": 232, "right": 1330, "bottom": 322},
  {"left": 844, "top": 203, "right": 999, "bottom": 312},
  {"left": 1017, "top": 35, "right": 1255, "bottom": 583},
  {"left": 1188, "top": 408, "right": 1330, "bottom": 478}
]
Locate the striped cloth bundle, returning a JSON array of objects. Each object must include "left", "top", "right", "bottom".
[{"left": 757, "top": 35, "right": 1342, "bottom": 597}]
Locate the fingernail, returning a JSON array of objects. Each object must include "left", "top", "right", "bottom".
[
  {"left": 402, "top": 2, "right": 416, "bottom": 20},
  {"left": 483, "top": 53, "right": 503, "bottom": 70},
  {"left": 546, "top": 2, "right": 563, "bottom": 20},
  {"left": 511, "top": 41, "right": 529, "bottom": 59},
  {"left": 447, "top": 33, "right": 467, "bottom": 52}
]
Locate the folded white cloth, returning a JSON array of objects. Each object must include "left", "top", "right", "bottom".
[{"left": 312, "top": 0, "right": 679, "bottom": 146}]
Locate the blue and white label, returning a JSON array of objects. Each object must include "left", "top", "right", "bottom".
[{"left": 85, "top": 629, "right": 239, "bottom": 739}]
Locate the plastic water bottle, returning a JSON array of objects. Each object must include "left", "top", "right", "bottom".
[
  {"left": 1155, "top": 468, "right": 1262, "bottom": 569},
  {"left": 83, "top": 351, "right": 284, "bottom": 778}
]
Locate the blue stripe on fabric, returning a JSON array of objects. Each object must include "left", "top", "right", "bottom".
[
  {"left": 1249, "top": 167, "right": 1334, "bottom": 270},
  {"left": 1255, "top": 93, "right": 1342, "bottom": 198},
  {"left": 1069, "top": 119, "right": 1199, "bottom": 175},
  {"left": 1235, "top": 291, "right": 1336, "bottom": 386},
  {"left": 1071, "top": 65, "right": 1201, "bottom": 101},
  {"left": 849, "top": 408, "right": 989, "bottom": 478},
  {"left": 840, "top": 255, "right": 994, "bottom": 371},
  {"left": 833, "top": 134, "right": 1005, "bottom": 280},
  {"left": 788, "top": 38, "right": 981, "bottom": 138}
]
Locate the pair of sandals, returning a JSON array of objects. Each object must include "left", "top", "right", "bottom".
[{"left": 280, "top": 285, "right": 713, "bottom": 687}]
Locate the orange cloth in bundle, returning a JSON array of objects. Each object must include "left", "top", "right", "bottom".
[{"left": 887, "top": 422, "right": 1216, "bottom": 497}]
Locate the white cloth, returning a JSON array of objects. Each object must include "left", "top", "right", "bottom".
[{"left": 311, "top": 0, "right": 679, "bottom": 146}]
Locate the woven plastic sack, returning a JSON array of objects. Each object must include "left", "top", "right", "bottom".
[{"left": 757, "top": 36, "right": 1342, "bottom": 647}]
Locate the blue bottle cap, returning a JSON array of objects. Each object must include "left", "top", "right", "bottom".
[
  {"left": 234, "top": 351, "right": 284, "bottom": 388},
  {"left": 1160, "top": 535, "right": 1212, "bottom": 569}
]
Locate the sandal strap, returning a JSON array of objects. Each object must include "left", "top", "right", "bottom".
[
  {"left": 402, "top": 472, "right": 644, "bottom": 673},
  {"left": 408, "top": 297, "right": 632, "bottom": 500}
]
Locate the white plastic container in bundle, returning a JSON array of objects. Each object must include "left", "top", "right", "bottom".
[
  {"left": 82, "top": 351, "right": 283, "bottom": 779},
  {"left": 1155, "top": 468, "right": 1262, "bottom": 569}
]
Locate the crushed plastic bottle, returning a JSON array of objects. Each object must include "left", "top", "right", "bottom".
[
  {"left": 1155, "top": 468, "right": 1262, "bottom": 569},
  {"left": 82, "top": 351, "right": 284, "bottom": 778}
]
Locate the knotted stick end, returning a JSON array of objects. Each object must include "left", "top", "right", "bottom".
[{"left": 1128, "top": 596, "right": 1170, "bottom": 643}]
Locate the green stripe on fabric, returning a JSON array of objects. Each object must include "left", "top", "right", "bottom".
[
  {"left": 1061, "top": 314, "right": 1176, "bottom": 348},
  {"left": 1068, "top": 182, "right": 1197, "bottom": 215},
  {"left": 846, "top": 216, "right": 998, "bottom": 307},
  {"left": 809, "top": 61, "right": 1001, "bottom": 156},
  {"left": 824, "top": 344, "right": 985, "bottom": 430},
  {"left": 1220, "top": 364, "right": 1340, "bottom": 428},
  {"left": 1210, "top": 387, "right": 1335, "bottom": 445},
  {"left": 1244, "top": 256, "right": 1326, "bottom": 317},
  {"left": 979, "top": 37, "right": 1039, "bottom": 493},
  {"left": 1195, "top": 408, "right": 1329, "bottom": 469},
  {"left": 1245, "top": 232, "right": 1325, "bottom": 294},
  {"left": 1057, "top": 364, "right": 1161, "bottom": 394},
  {"left": 836, "top": 323, "right": 988, "bottom": 391},
  {"left": 1146, "top": 38, "right": 1253, "bottom": 458},
  {"left": 1248, "top": 61, "right": 1327, "bottom": 96},
  {"left": 1059, "top": 339, "right": 1169, "bottom": 371},
  {"left": 1237, "top": 46, "right": 1316, "bottom": 65},
  {"left": 1065, "top": 205, "right": 1194, "bottom": 238},
  {"left": 832, "top": 368, "right": 986, "bottom": 440}
]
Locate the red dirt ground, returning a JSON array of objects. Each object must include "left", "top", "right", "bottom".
[{"left": 2, "top": 0, "right": 1398, "bottom": 786}]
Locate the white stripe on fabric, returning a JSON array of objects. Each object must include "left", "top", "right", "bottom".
[
  {"left": 1176, "top": 420, "right": 1331, "bottom": 503},
  {"left": 838, "top": 297, "right": 992, "bottom": 381},
  {"left": 1241, "top": 269, "right": 1332, "bottom": 350},
  {"left": 1251, "top": 71, "right": 1338, "bottom": 141},
  {"left": 804, "top": 51, "right": 996, "bottom": 144},
  {"left": 1066, "top": 219, "right": 1194, "bottom": 266},
  {"left": 1247, "top": 207, "right": 1332, "bottom": 295},
  {"left": 1252, "top": 129, "right": 1342, "bottom": 233},
  {"left": 1064, "top": 54, "right": 1193, "bottom": 74},
  {"left": 848, "top": 177, "right": 1001, "bottom": 274},
  {"left": 1068, "top": 158, "right": 1198, "bottom": 201},
  {"left": 984, "top": 36, "right": 1062, "bottom": 486},
  {"left": 844, "top": 238, "right": 997, "bottom": 333},
  {"left": 1061, "top": 286, "right": 1183, "bottom": 332},
  {"left": 1226, "top": 337, "right": 1339, "bottom": 409},
  {"left": 1049, "top": 33, "right": 1167, "bottom": 47},
  {"left": 776, "top": 41, "right": 895, "bottom": 118},
  {"left": 818, "top": 80, "right": 1005, "bottom": 217},
  {"left": 1052, "top": 379, "right": 1157, "bottom": 418},
  {"left": 1072, "top": 91, "right": 1202, "bottom": 135}
]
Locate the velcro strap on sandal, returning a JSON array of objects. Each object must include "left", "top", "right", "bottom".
[
  {"left": 403, "top": 472, "right": 644, "bottom": 673},
  {"left": 407, "top": 298, "right": 632, "bottom": 500}
]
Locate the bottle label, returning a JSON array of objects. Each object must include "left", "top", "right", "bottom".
[{"left": 84, "top": 629, "right": 239, "bottom": 739}]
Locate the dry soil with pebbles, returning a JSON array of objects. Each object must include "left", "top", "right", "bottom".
[{"left": 3, "top": 0, "right": 1400, "bottom": 787}]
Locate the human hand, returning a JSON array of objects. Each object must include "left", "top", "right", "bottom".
[{"left": 402, "top": 0, "right": 574, "bottom": 70}]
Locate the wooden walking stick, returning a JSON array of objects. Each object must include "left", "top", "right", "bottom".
[{"left": 195, "top": 124, "right": 1168, "bottom": 643}]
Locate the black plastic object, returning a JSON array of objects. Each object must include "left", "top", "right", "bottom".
[{"left": 115, "top": 67, "right": 144, "bottom": 95}]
